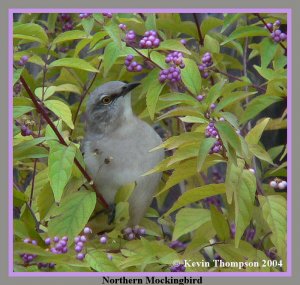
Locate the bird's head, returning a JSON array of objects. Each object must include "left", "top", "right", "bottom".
[{"left": 86, "top": 81, "right": 140, "bottom": 134}]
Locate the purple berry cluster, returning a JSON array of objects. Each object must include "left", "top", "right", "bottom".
[
  {"left": 37, "top": 262, "right": 55, "bottom": 270},
  {"left": 168, "top": 240, "right": 186, "bottom": 250},
  {"left": 205, "top": 121, "right": 223, "bottom": 154},
  {"left": 79, "top": 13, "right": 92, "bottom": 19},
  {"left": 265, "top": 20, "right": 287, "bottom": 43},
  {"left": 269, "top": 179, "right": 287, "bottom": 190},
  {"left": 21, "top": 125, "right": 32, "bottom": 136},
  {"left": 265, "top": 248, "right": 277, "bottom": 260},
  {"left": 170, "top": 262, "right": 186, "bottom": 272},
  {"left": 202, "top": 196, "right": 222, "bottom": 209},
  {"left": 165, "top": 51, "right": 185, "bottom": 69},
  {"left": 18, "top": 55, "right": 29, "bottom": 66},
  {"left": 118, "top": 23, "right": 127, "bottom": 31},
  {"left": 159, "top": 66, "right": 182, "bottom": 83},
  {"left": 46, "top": 236, "right": 69, "bottom": 255},
  {"left": 125, "top": 30, "right": 136, "bottom": 44},
  {"left": 139, "top": 30, "right": 160, "bottom": 49},
  {"left": 124, "top": 55, "right": 143, "bottom": 72},
  {"left": 74, "top": 227, "right": 92, "bottom": 260},
  {"left": 102, "top": 13, "right": 113, "bottom": 18},
  {"left": 59, "top": 13, "right": 73, "bottom": 31},
  {"left": 20, "top": 238, "right": 38, "bottom": 264},
  {"left": 13, "top": 82, "right": 22, "bottom": 96},
  {"left": 198, "top": 52, "right": 213, "bottom": 79},
  {"left": 244, "top": 227, "right": 256, "bottom": 242},
  {"left": 122, "top": 225, "right": 146, "bottom": 240}
]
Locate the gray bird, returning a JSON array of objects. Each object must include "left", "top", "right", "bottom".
[{"left": 83, "top": 81, "right": 164, "bottom": 226}]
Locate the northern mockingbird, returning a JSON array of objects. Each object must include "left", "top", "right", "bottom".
[{"left": 83, "top": 81, "right": 164, "bottom": 225}]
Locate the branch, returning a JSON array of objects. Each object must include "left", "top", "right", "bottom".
[
  {"left": 126, "top": 42, "right": 163, "bottom": 70},
  {"left": 253, "top": 13, "right": 287, "bottom": 55},
  {"left": 71, "top": 59, "right": 102, "bottom": 135},
  {"left": 193, "top": 13, "right": 204, "bottom": 46},
  {"left": 213, "top": 68, "right": 267, "bottom": 93},
  {"left": 19, "top": 76, "right": 109, "bottom": 209}
]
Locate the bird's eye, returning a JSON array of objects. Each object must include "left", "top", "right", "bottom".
[{"left": 101, "top": 96, "right": 112, "bottom": 105}]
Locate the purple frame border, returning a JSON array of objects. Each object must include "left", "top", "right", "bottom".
[{"left": 8, "top": 8, "right": 292, "bottom": 277}]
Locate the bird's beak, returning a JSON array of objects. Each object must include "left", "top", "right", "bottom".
[{"left": 120, "top": 82, "right": 141, "bottom": 97}]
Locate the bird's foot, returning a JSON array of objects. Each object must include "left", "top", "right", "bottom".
[{"left": 108, "top": 204, "right": 116, "bottom": 225}]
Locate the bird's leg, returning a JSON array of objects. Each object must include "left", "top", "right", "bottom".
[{"left": 108, "top": 203, "right": 116, "bottom": 224}]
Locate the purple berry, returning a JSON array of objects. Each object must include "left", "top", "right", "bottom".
[
  {"left": 100, "top": 236, "right": 108, "bottom": 244},
  {"left": 80, "top": 235, "right": 87, "bottom": 243},
  {"left": 197, "top": 95, "right": 204, "bottom": 101},
  {"left": 76, "top": 253, "right": 85, "bottom": 260},
  {"left": 53, "top": 236, "right": 59, "bottom": 243},
  {"left": 280, "top": 33, "right": 287, "bottom": 41},
  {"left": 76, "top": 241, "right": 84, "bottom": 247},
  {"left": 180, "top": 39, "right": 187, "bottom": 45},
  {"left": 210, "top": 103, "right": 216, "bottom": 110},
  {"left": 62, "top": 236, "right": 68, "bottom": 241},
  {"left": 274, "top": 20, "right": 281, "bottom": 26},
  {"left": 83, "top": 227, "right": 92, "bottom": 234},
  {"left": 270, "top": 181, "right": 277, "bottom": 188},
  {"left": 75, "top": 245, "right": 82, "bottom": 252},
  {"left": 119, "top": 23, "right": 127, "bottom": 31},
  {"left": 23, "top": 238, "right": 31, "bottom": 243},
  {"left": 44, "top": 238, "right": 51, "bottom": 245},
  {"left": 74, "top": 236, "right": 80, "bottom": 243},
  {"left": 127, "top": 233, "right": 135, "bottom": 240}
]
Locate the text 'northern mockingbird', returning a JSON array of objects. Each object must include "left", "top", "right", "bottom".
[{"left": 83, "top": 81, "right": 164, "bottom": 225}]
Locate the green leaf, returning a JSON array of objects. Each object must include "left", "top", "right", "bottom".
[
  {"left": 216, "top": 91, "right": 257, "bottom": 111},
  {"left": 48, "top": 141, "right": 76, "bottom": 202},
  {"left": 204, "top": 80, "right": 225, "bottom": 105},
  {"left": 173, "top": 208, "right": 211, "bottom": 240},
  {"left": 240, "top": 96, "right": 282, "bottom": 124},
  {"left": 225, "top": 158, "right": 245, "bottom": 204},
  {"left": 234, "top": 169, "right": 257, "bottom": 247},
  {"left": 44, "top": 99, "right": 74, "bottom": 129},
  {"left": 146, "top": 81, "right": 165, "bottom": 120},
  {"left": 260, "top": 38, "right": 278, "bottom": 68},
  {"left": 48, "top": 190, "right": 96, "bottom": 241},
  {"left": 81, "top": 18, "right": 95, "bottom": 35},
  {"left": 181, "top": 58, "right": 202, "bottom": 95},
  {"left": 13, "top": 189, "right": 28, "bottom": 207},
  {"left": 37, "top": 183, "right": 54, "bottom": 220},
  {"left": 13, "top": 106, "right": 34, "bottom": 118},
  {"left": 180, "top": 116, "right": 208, "bottom": 124},
  {"left": 35, "top": 84, "right": 82, "bottom": 100},
  {"left": 197, "top": 137, "right": 216, "bottom": 172},
  {"left": 104, "top": 23, "right": 122, "bottom": 48},
  {"left": 145, "top": 14, "right": 157, "bottom": 30},
  {"left": 103, "top": 41, "right": 122, "bottom": 76},
  {"left": 165, "top": 183, "right": 226, "bottom": 216},
  {"left": 48, "top": 58, "right": 99, "bottom": 73},
  {"left": 222, "top": 26, "right": 269, "bottom": 45},
  {"left": 221, "top": 14, "right": 242, "bottom": 33},
  {"left": 204, "top": 34, "right": 220, "bottom": 53},
  {"left": 156, "top": 39, "right": 191, "bottom": 55},
  {"left": 86, "top": 251, "right": 120, "bottom": 272},
  {"left": 245, "top": 118, "right": 270, "bottom": 145},
  {"left": 53, "top": 30, "right": 89, "bottom": 44},
  {"left": 215, "top": 121, "right": 242, "bottom": 155},
  {"left": 210, "top": 205, "right": 230, "bottom": 241},
  {"left": 253, "top": 65, "right": 286, "bottom": 81},
  {"left": 115, "top": 182, "right": 136, "bottom": 203},
  {"left": 258, "top": 195, "right": 287, "bottom": 262},
  {"left": 47, "top": 13, "right": 58, "bottom": 33},
  {"left": 14, "top": 23, "right": 48, "bottom": 45},
  {"left": 249, "top": 144, "right": 274, "bottom": 165},
  {"left": 200, "top": 16, "right": 223, "bottom": 36},
  {"left": 13, "top": 68, "right": 24, "bottom": 85}
]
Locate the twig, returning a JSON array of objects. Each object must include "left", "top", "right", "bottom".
[
  {"left": 213, "top": 68, "right": 266, "bottom": 93},
  {"left": 19, "top": 76, "right": 109, "bottom": 209},
  {"left": 193, "top": 13, "right": 204, "bottom": 46},
  {"left": 253, "top": 13, "right": 287, "bottom": 55},
  {"left": 200, "top": 241, "right": 225, "bottom": 251},
  {"left": 126, "top": 42, "right": 163, "bottom": 70},
  {"left": 71, "top": 59, "right": 102, "bottom": 135},
  {"left": 29, "top": 47, "right": 51, "bottom": 207}
]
